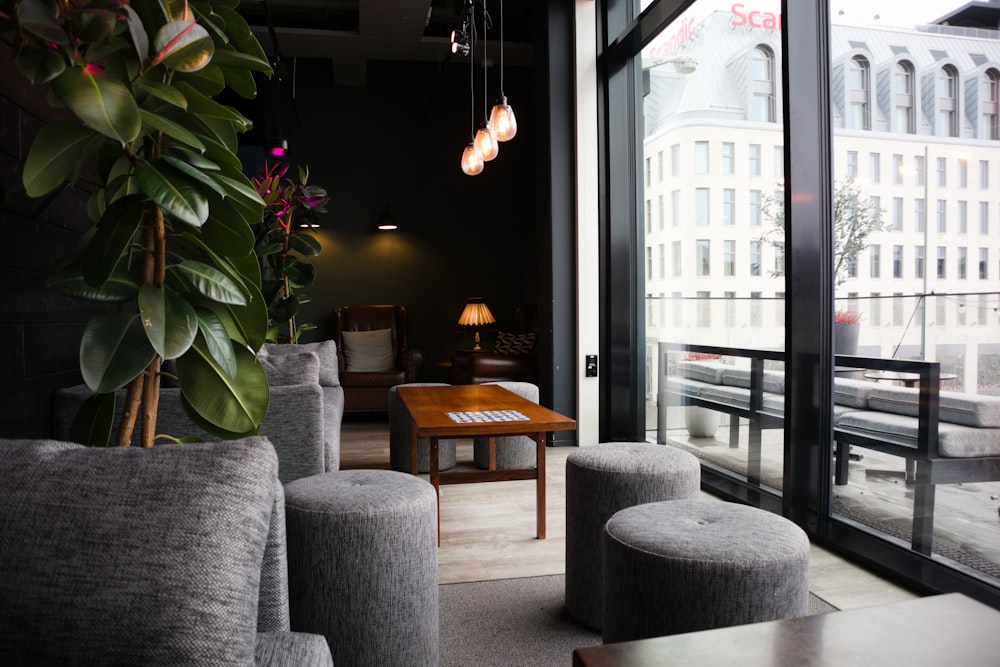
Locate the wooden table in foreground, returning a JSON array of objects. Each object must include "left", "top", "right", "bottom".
[
  {"left": 572, "top": 593, "right": 1000, "bottom": 666},
  {"left": 395, "top": 384, "right": 576, "bottom": 543}
]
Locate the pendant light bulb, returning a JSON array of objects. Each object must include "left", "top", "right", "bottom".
[
  {"left": 461, "top": 142, "right": 484, "bottom": 176},
  {"left": 474, "top": 124, "right": 499, "bottom": 161},
  {"left": 489, "top": 96, "right": 517, "bottom": 142}
]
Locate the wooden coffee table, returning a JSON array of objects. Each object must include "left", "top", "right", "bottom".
[{"left": 395, "top": 384, "right": 576, "bottom": 543}]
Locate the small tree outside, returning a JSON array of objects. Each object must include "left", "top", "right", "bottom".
[{"left": 760, "top": 180, "right": 887, "bottom": 288}]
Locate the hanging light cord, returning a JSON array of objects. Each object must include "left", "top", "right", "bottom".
[
  {"left": 498, "top": 0, "right": 504, "bottom": 97},
  {"left": 469, "top": 16, "right": 476, "bottom": 141},
  {"left": 482, "top": 2, "right": 492, "bottom": 123}
]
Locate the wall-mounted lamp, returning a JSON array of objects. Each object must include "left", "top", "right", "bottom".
[
  {"left": 456, "top": 296, "right": 496, "bottom": 350},
  {"left": 377, "top": 204, "right": 398, "bottom": 231},
  {"left": 268, "top": 128, "right": 289, "bottom": 157}
]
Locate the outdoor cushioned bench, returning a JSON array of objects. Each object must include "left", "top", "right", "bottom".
[{"left": 658, "top": 343, "right": 1000, "bottom": 555}]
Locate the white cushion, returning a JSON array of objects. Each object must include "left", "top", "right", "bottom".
[{"left": 342, "top": 329, "right": 395, "bottom": 372}]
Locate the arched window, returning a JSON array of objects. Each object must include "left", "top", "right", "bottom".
[
  {"left": 893, "top": 60, "right": 915, "bottom": 134},
  {"left": 750, "top": 46, "right": 776, "bottom": 123},
  {"left": 937, "top": 65, "right": 959, "bottom": 137},
  {"left": 847, "top": 55, "right": 871, "bottom": 130},
  {"left": 982, "top": 69, "right": 999, "bottom": 140}
]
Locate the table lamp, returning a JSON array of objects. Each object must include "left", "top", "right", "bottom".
[{"left": 456, "top": 297, "right": 496, "bottom": 350}]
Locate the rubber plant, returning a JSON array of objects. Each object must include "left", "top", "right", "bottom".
[
  {"left": 252, "top": 161, "right": 327, "bottom": 343},
  {"left": 3, "top": 0, "right": 274, "bottom": 447}
]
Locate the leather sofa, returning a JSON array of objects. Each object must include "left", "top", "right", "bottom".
[
  {"left": 451, "top": 304, "right": 538, "bottom": 385},
  {"left": 333, "top": 304, "right": 423, "bottom": 413}
]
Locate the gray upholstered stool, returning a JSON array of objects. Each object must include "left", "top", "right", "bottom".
[
  {"left": 388, "top": 383, "right": 457, "bottom": 473},
  {"left": 284, "top": 470, "right": 439, "bottom": 667},
  {"left": 602, "top": 499, "right": 810, "bottom": 643},
  {"left": 473, "top": 381, "right": 539, "bottom": 469},
  {"left": 564, "top": 442, "right": 701, "bottom": 630}
]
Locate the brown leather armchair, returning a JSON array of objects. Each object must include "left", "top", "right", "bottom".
[
  {"left": 451, "top": 305, "right": 538, "bottom": 385},
  {"left": 333, "top": 305, "right": 423, "bottom": 413}
]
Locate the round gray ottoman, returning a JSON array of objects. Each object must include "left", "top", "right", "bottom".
[
  {"left": 284, "top": 470, "right": 439, "bottom": 667},
  {"left": 564, "top": 442, "right": 701, "bottom": 630},
  {"left": 389, "top": 383, "right": 457, "bottom": 473},
  {"left": 602, "top": 499, "right": 810, "bottom": 643},
  {"left": 473, "top": 381, "right": 539, "bottom": 469}
]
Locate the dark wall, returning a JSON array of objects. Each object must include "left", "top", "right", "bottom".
[
  {"left": 250, "top": 57, "right": 539, "bottom": 383},
  {"left": 0, "top": 43, "right": 91, "bottom": 437}
]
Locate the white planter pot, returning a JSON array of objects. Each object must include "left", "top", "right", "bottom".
[{"left": 685, "top": 406, "right": 721, "bottom": 438}]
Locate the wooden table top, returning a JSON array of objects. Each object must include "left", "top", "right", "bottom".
[
  {"left": 395, "top": 384, "right": 576, "bottom": 438},
  {"left": 572, "top": 593, "right": 1000, "bottom": 667}
]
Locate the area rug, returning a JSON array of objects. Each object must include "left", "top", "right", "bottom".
[{"left": 438, "top": 574, "right": 838, "bottom": 667}]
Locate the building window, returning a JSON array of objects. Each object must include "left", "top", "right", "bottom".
[
  {"left": 958, "top": 200, "right": 967, "bottom": 234},
  {"left": 958, "top": 247, "right": 967, "bottom": 279},
  {"left": 958, "top": 158, "right": 968, "bottom": 188},
  {"left": 695, "top": 141, "right": 709, "bottom": 174},
  {"left": 980, "top": 248, "right": 989, "bottom": 279},
  {"left": 723, "top": 142, "right": 735, "bottom": 175},
  {"left": 670, "top": 144, "right": 680, "bottom": 177},
  {"left": 749, "top": 190, "right": 762, "bottom": 227},
  {"left": 671, "top": 190, "right": 681, "bottom": 226},
  {"left": 980, "top": 202, "right": 989, "bottom": 234},
  {"left": 658, "top": 194, "right": 665, "bottom": 230},
  {"left": 750, "top": 240, "right": 762, "bottom": 276},
  {"left": 869, "top": 152, "right": 880, "bottom": 183},
  {"left": 870, "top": 196, "right": 881, "bottom": 224},
  {"left": 915, "top": 198, "right": 926, "bottom": 233},
  {"left": 696, "top": 240, "right": 710, "bottom": 276},
  {"left": 937, "top": 65, "right": 959, "bottom": 137},
  {"left": 645, "top": 200, "right": 652, "bottom": 233},
  {"left": 980, "top": 159, "right": 990, "bottom": 188},
  {"left": 979, "top": 294, "right": 989, "bottom": 326},
  {"left": 751, "top": 46, "right": 776, "bottom": 123},
  {"left": 750, "top": 292, "right": 762, "bottom": 327},
  {"left": 937, "top": 294, "right": 947, "bottom": 326},
  {"left": 695, "top": 188, "right": 710, "bottom": 225},
  {"left": 892, "top": 197, "right": 903, "bottom": 231},
  {"left": 658, "top": 243, "right": 665, "bottom": 279},
  {"left": 893, "top": 245, "right": 903, "bottom": 278},
  {"left": 846, "top": 257, "right": 857, "bottom": 279},
  {"left": 657, "top": 150, "right": 664, "bottom": 182},
  {"left": 936, "top": 157, "right": 947, "bottom": 186},
  {"left": 894, "top": 60, "right": 915, "bottom": 133},
  {"left": 958, "top": 297, "right": 967, "bottom": 326},
  {"left": 846, "top": 150, "right": 858, "bottom": 181},
  {"left": 869, "top": 244, "right": 881, "bottom": 278},
  {"left": 749, "top": 144, "right": 762, "bottom": 176},
  {"left": 773, "top": 145, "right": 784, "bottom": 178},
  {"left": 983, "top": 69, "right": 999, "bottom": 140},
  {"left": 646, "top": 246, "right": 652, "bottom": 280},
  {"left": 672, "top": 292, "right": 682, "bottom": 325},
  {"left": 847, "top": 55, "right": 871, "bottom": 130},
  {"left": 645, "top": 157, "right": 652, "bottom": 187},
  {"left": 937, "top": 246, "right": 947, "bottom": 279},
  {"left": 723, "top": 189, "right": 736, "bottom": 225},
  {"left": 697, "top": 291, "right": 711, "bottom": 327},
  {"left": 893, "top": 154, "right": 904, "bottom": 185},
  {"left": 914, "top": 154, "right": 925, "bottom": 186},
  {"left": 774, "top": 242, "right": 785, "bottom": 276},
  {"left": 725, "top": 292, "right": 736, "bottom": 327},
  {"left": 672, "top": 241, "right": 682, "bottom": 277},
  {"left": 893, "top": 293, "right": 904, "bottom": 326},
  {"left": 914, "top": 245, "right": 924, "bottom": 279},
  {"left": 937, "top": 200, "right": 947, "bottom": 233},
  {"left": 870, "top": 292, "right": 881, "bottom": 326},
  {"left": 775, "top": 291, "right": 785, "bottom": 327},
  {"left": 724, "top": 240, "right": 736, "bottom": 276}
]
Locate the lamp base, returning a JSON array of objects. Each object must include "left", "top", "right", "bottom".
[{"left": 473, "top": 331, "right": 482, "bottom": 351}]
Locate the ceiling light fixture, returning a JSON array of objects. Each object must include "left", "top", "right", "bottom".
[
  {"left": 377, "top": 204, "right": 398, "bottom": 231},
  {"left": 473, "top": 2, "right": 498, "bottom": 162},
  {"left": 460, "top": 6, "right": 484, "bottom": 176},
  {"left": 488, "top": 0, "right": 516, "bottom": 142}
]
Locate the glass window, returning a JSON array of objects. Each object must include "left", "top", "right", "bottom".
[
  {"left": 646, "top": 246, "right": 652, "bottom": 280},
  {"left": 695, "top": 141, "right": 709, "bottom": 174},
  {"left": 869, "top": 244, "right": 880, "bottom": 278},
  {"left": 938, "top": 65, "right": 958, "bottom": 137},
  {"left": 893, "top": 154, "right": 904, "bottom": 185},
  {"left": 957, "top": 158, "right": 968, "bottom": 188},
  {"left": 914, "top": 245, "right": 924, "bottom": 279},
  {"left": 725, "top": 292, "right": 736, "bottom": 327},
  {"left": 983, "top": 69, "right": 999, "bottom": 140},
  {"left": 672, "top": 241, "right": 682, "bottom": 277},
  {"left": 751, "top": 46, "right": 776, "bottom": 123},
  {"left": 750, "top": 291, "right": 762, "bottom": 327},
  {"left": 695, "top": 188, "right": 710, "bottom": 225},
  {"left": 749, "top": 190, "right": 763, "bottom": 227},
  {"left": 937, "top": 246, "right": 947, "bottom": 279},
  {"left": 958, "top": 200, "right": 967, "bottom": 234},
  {"left": 658, "top": 194, "right": 665, "bottom": 230},
  {"left": 915, "top": 198, "right": 926, "bottom": 233},
  {"left": 659, "top": 243, "right": 666, "bottom": 279},
  {"left": 697, "top": 291, "right": 711, "bottom": 327},
  {"left": 672, "top": 190, "right": 681, "bottom": 226},
  {"left": 696, "top": 240, "right": 710, "bottom": 276},
  {"left": 723, "top": 189, "right": 736, "bottom": 225},
  {"left": 914, "top": 154, "right": 925, "bottom": 186},
  {"left": 645, "top": 199, "right": 652, "bottom": 233},
  {"left": 937, "top": 294, "right": 947, "bottom": 326},
  {"left": 670, "top": 144, "right": 681, "bottom": 176},
  {"left": 645, "top": 157, "right": 652, "bottom": 186},
  {"left": 774, "top": 241, "right": 785, "bottom": 275},
  {"left": 892, "top": 197, "right": 903, "bottom": 231},
  {"left": 724, "top": 240, "right": 736, "bottom": 276},
  {"left": 958, "top": 247, "right": 967, "bottom": 279},
  {"left": 774, "top": 145, "right": 784, "bottom": 178},
  {"left": 870, "top": 292, "right": 881, "bottom": 326},
  {"left": 893, "top": 245, "right": 903, "bottom": 278},
  {"left": 980, "top": 159, "right": 990, "bottom": 188},
  {"left": 750, "top": 240, "right": 762, "bottom": 276},
  {"left": 869, "top": 152, "right": 880, "bottom": 183},
  {"left": 749, "top": 144, "right": 762, "bottom": 176},
  {"left": 894, "top": 60, "right": 915, "bottom": 133},
  {"left": 847, "top": 56, "right": 871, "bottom": 130},
  {"left": 937, "top": 200, "right": 947, "bottom": 233},
  {"left": 980, "top": 202, "right": 989, "bottom": 234},
  {"left": 980, "top": 248, "right": 990, "bottom": 279},
  {"left": 846, "top": 150, "right": 858, "bottom": 180},
  {"left": 657, "top": 150, "right": 664, "bottom": 182},
  {"left": 893, "top": 293, "right": 904, "bottom": 326},
  {"left": 723, "top": 142, "right": 735, "bottom": 175},
  {"left": 937, "top": 157, "right": 947, "bottom": 186}
]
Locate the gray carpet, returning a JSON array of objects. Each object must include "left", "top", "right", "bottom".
[{"left": 439, "top": 574, "right": 838, "bottom": 667}]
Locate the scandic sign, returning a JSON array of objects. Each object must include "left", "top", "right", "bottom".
[{"left": 645, "top": 4, "right": 781, "bottom": 60}]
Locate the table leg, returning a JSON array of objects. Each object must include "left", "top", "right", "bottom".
[
  {"left": 535, "top": 432, "right": 546, "bottom": 539},
  {"left": 488, "top": 436, "right": 497, "bottom": 470},
  {"left": 409, "top": 420, "right": 418, "bottom": 476},
  {"left": 431, "top": 436, "right": 440, "bottom": 546}
]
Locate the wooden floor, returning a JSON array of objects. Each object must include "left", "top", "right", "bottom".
[{"left": 339, "top": 414, "right": 919, "bottom": 609}]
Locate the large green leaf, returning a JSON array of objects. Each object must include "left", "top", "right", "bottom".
[
  {"left": 68, "top": 392, "right": 116, "bottom": 447},
  {"left": 15, "top": 41, "right": 66, "bottom": 84},
  {"left": 17, "top": 0, "right": 69, "bottom": 44},
  {"left": 138, "top": 283, "right": 199, "bottom": 359},
  {"left": 173, "top": 63, "right": 225, "bottom": 96},
  {"left": 173, "top": 231, "right": 253, "bottom": 300},
  {"left": 211, "top": 47, "right": 272, "bottom": 73},
  {"left": 214, "top": 6, "right": 269, "bottom": 66},
  {"left": 80, "top": 312, "right": 156, "bottom": 393},
  {"left": 219, "top": 65, "right": 256, "bottom": 100},
  {"left": 172, "top": 259, "right": 247, "bottom": 305},
  {"left": 162, "top": 154, "right": 225, "bottom": 196},
  {"left": 200, "top": 211, "right": 255, "bottom": 256},
  {"left": 152, "top": 20, "right": 214, "bottom": 72},
  {"left": 72, "top": 5, "right": 119, "bottom": 42},
  {"left": 21, "top": 123, "right": 94, "bottom": 197},
  {"left": 176, "top": 338, "right": 268, "bottom": 436},
  {"left": 136, "top": 160, "right": 208, "bottom": 227},
  {"left": 288, "top": 232, "right": 322, "bottom": 256},
  {"left": 199, "top": 282, "right": 268, "bottom": 352},
  {"left": 285, "top": 261, "right": 316, "bottom": 288},
  {"left": 123, "top": 4, "right": 151, "bottom": 64},
  {"left": 165, "top": 144, "right": 219, "bottom": 170},
  {"left": 192, "top": 132, "right": 241, "bottom": 170},
  {"left": 138, "top": 80, "right": 188, "bottom": 109},
  {"left": 139, "top": 108, "right": 206, "bottom": 151},
  {"left": 82, "top": 194, "right": 144, "bottom": 287},
  {"left": 49, "top": 267, "right": 139, "bottom": 302},
  {"left": 163, "top": 0, "right": 195, "bottom": 22},
  {"left": 51, "top": 66, "right": 141, "bottom": 144},
  {"left": 195, "top": 307, "right": 237, "bottom": 379}
]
